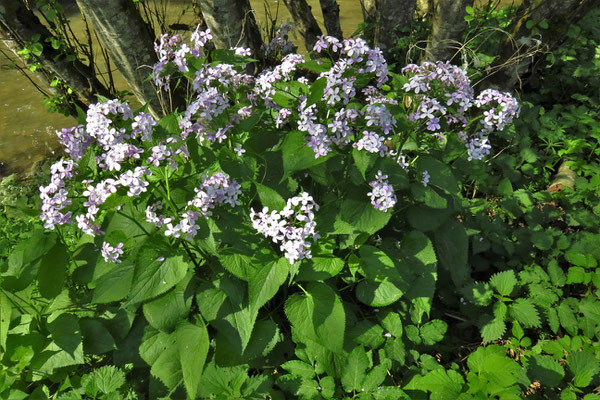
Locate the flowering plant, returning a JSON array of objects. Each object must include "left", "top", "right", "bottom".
[{"left": 34, "top": 27, "right": 524, "bottom": 398}]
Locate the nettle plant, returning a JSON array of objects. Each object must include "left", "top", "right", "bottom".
[{"left": 35, "top": 27, "right": 521, "bottom": 398}]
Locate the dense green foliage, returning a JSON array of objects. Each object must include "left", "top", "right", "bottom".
[{"left": 1, "top": 5, "right": 600, "bottom": 400}]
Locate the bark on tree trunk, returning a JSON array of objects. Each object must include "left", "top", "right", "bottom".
[
  {"left": 282, "top": 0, "right": 323, "bottom": 51},
  {"left": 0, "top": 0, "right": 110, "bottom": 112},
  {"left": 195, "top": 0, "right": 263, "bottom": 56},
  {"left": 483, "top": 0, "right": 600, "bottom": 91},
  {"left": 75, "top": 0, "right": 161, "bottom": 115},
  {"left": 425, "top": 0, "right": 473, "bottom": 62},
  {"left": 360, "top": 0, "right": 416, "bottom": 59},
  {"left": 374, "top": 0, "right": 417, "bottom": 58},
  {"left": 361, "top": 0, "right": 376, "bottom": 24},
  {"left": 319, "top": 0, "right": 343, "bottom": 39}
]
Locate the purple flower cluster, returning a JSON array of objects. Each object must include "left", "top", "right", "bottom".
[
  {"left": 149, "top": 172, "right": 241, "bottom": 240},
  {"left": 39, "top": 159, "right": 76, "bottom": 229},
  {"left": 101, "top": 241, "right": 124, "bottom": 263},
  {"left": 368, "top": 171, "right": 396, "bottom": 212},
  {"left": 119, "top": 166, "right": 151, "bottom": 197},
  {"left": 56, "top": 125, "right": 92, "bottom": 162},
  {"left": 180, "top": 87, "right": 230, "bottom": 140},
  {"left": 131, "top": 112, "right": 157, "bottom": 142},
  {"left": 98, "top": 143, "right": 143, "bottom": 172},
  {"left": 402, "top": 62, "right": 519, "bottom": 160},
  {"left": 474, "top": 89, "right": 520, "bottom": 132},
  {"left": 250, "top": 192, "right": 320, "bottom": 264},
  {"left": 254, "top": 53, "right": 305, "bottom": 105},
  {"left": 354, "top": 131, "right": 389, "bottom": 156},
  {"left": 85, "top": 99, "right": 133, "bottom": 149},
  {"left": 298, "top": 101, "right": 330, "bottom": 157},
  {"left": 402, "top": 61, "right": 473, "bottom": 133},
  {"left": 262, "top": 23, "right": 295, "bottom": 56},
  {"left": 193, "top": 63, "right": 252, "bottom": 91},
  {"left": 152, "top": 27, "right": 212, "bottom": 89},
  {"left": 461, "top": 131, "right": 492, "bottom": 161}
]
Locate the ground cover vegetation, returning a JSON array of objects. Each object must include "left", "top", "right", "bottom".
[{"left": 1, "top": 1, "right": 600, "bottom": 399}]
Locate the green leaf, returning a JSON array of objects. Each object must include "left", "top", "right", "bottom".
[
  {"left": 150, "top": 341, "right": 182, "bottom": 391},
  {"left": 411, "top": 184, "right": 448, "bottom": 209},
  {"left": 218, "top": 250, "right": 253, "bottom": 281},
  {"left": 353, "top": 148, "right": 377, "bottom": 180},
  {"left": 335, "top": 186, "right": 391, "bottom": 235},
  {"left": 349, "top": 320, "right": 385, "bottom": 348},
  {"left": 215, "top": 319, "right": 279, "bottom": 365},
  {"left": 548, "top": 259, "right": 566, "bottom": 287},
  {"left": 481, "top": 316, "right": 506, "bottom": 343},
  {"left": 566, "top": 351, "right": 599, "bottom": 388},
  {"left": 356, "top": 280, "right": 403, "bottom": 307},
  {"left": 37, "top": 243, "right": 68, "bottom": 299},
  {"left": 407, "top": 205, "right": 452, "bottom": 232},
  {"left": 363, "top": 362, "right": 389, "bottom": 391},
  {"left": 255, "top": 182, "right": 286, "bottom": 210},
  {"left": 297, "top": 256, "right": 344, "bottom": 281},
  {"left": 80, "top": 319, "right": 115, "bottom": 354},
  {"left": 434, "top": 219, "right": 469, "bottom": 286},
  {"left": 31, "top": 313, "right": 84, "bottom": 375},
  {"left": 177, "top": 321, "right": 209, "bottom": 399},
  {"left": 546, "top": 307, "right": 560, "bottom": 334},
  {"left": 567, "top": 266, "right": 586, "bottom": 284},
  {"left": 282, "top": 130, "right": 331, "bottom": 179},
  {"left": 281, "top": 360, "right": 315, "bottom": 379},
  {"left": 0, "top": 291, "right": 11, "bottom": 351},
  {"left": 461, "top": 281, "right": 493, "bottom": 306},
  {"left": 92, "top": 263, "right": 135, "bottom": 303},
  {"left": 380, "top": 310, "right": 403, "bottom": 337},
  {"left": 527, "top": 354, "right": 564, "bottom": 388},
  {"left": 415, "top": 156, "right": 459, "bottom": 194},
  {"left": 420, "top": 320, "right": 447, "bottom": 345},
  {"left": 489, "top": 270, "right": 517, "bottom": 296},
  {"left": 320, "top": 376, "right": 335, "bottom": 399},
  {"left": 307, "top": 77, "right": 327, "bottom": 106},
  {"left": 248, "top": 257, "right": 288, "bottom": 314},
  {"left": 196, "top": 280, "right": 257, "bottom": 353},
  {"left": 408, "top": 369, "right": 463, "bottom": 397},
  {"left": 285, "top": 282, "right": 346, "bottom": 353},
  {"left": 558, "top": 302, "right": 578, "bottom": 336},
  {"left": 89, "top": 365, "right": 126, "bottom": 394},
  {"left": 509, "top": 298, "right": 541, "bottom": 328},
  {"left": 48, "top": 313, "right": 83, "bottom": 358},
  {"left": 360, "top": 246, "right": 404, "bottom": 286},
  {"left": 272, "top": 90, "right": 297, "bottom": 108},
  {"left": 341, "top": 346, "right": 369, "bottom": 392},
  {"left": 126, "top": 252, "right": 189, "bottom": 305},
  {"left": 143, "top": 274, "right": 194, "bottom": 331},
  {"left": 497, "top": 177, "right": 513, "bottom": 196}
]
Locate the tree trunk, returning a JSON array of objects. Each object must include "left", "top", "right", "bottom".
[
  {"left": 282, "top": 0, "right": 323, "bottom": 51},
  {"left": 319, "top": 0, "right": 343, "bottom": 39},
  {"left": 0, "top": 0, "right": 110, "bottom": 112},
  {"left": 361, "top": 0, "right": 376, "bottom": 25},
  {"left": 484, "top": 0, "right": 600, "bottom": 91},
  {"left": 195, "top": 0, "right": 263, "bottom": 56},
  {"left": 75, "top": 0, "right": 161, "bottom": 115},
  {"left": 425, "top": 0, "right": 473, "bottom": 62},
  {"left": 373, "top": 0, "right": 417, "bottom": 58}
]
